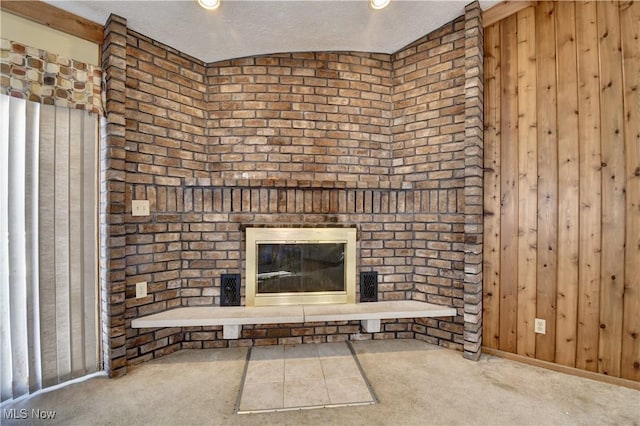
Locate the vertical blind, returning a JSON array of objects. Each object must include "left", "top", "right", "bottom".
[{"left": 0, "top": 94, "right": 98, "bottom": 402}]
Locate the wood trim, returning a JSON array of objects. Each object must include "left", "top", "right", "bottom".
[
  {"left": 483, "top": 1, "right": 537, "bottom": 27},
  {"left": 0, "top": 0, "right": 103, "bottom": 45},
  {"left": 482, "top": 347, "right": 640, "bottom": 391}
]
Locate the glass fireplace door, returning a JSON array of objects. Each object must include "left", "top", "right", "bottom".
[
  {"left": 246, "top": 228, "right": 356, "bottom": 306},
  {"left": 257, "top": 243, "right": 345, "bottom": 293}
]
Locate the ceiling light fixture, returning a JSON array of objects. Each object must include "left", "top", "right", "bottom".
[
  {"left": 198, "top": 0, "right": 221, "bottom": 10},
  {"left": 370, "top": 0, "right": 390, "bottom": 10}
]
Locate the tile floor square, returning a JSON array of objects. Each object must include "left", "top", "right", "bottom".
[
  {"left": 317, "top": 342, "right": 352, "bottom": 358},
  {"left": 239, "top": 381, "right": 284, "bottom": 412},
  {"left": 321, "top": 356, "right": 361, "bottom": 379},
  {"left": 285, "top": 357, "right": 325, "bottom": 381},
  {"left": 244, "top": 358, "right": 284, "bottom": 384},
  {"left": 251, "top": 344, "right": 284, "bottom": 361},
  {"left": 284, "top": 379, "right": 330, "bottom": 407},
  {"left": 284, "top": 343, "right": 318, "bottom": 359},
  {"left": 325, "top": 376, "right": 373, "bottom": 404},
  {"left": 238, "top": 342, "right": 375, "bottom": 413}
]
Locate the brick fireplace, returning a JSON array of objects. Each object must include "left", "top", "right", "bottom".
[{"left": 100, "top": 2, "right": 483, "bottom": 377}]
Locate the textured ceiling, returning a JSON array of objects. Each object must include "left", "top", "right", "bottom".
[{"left": 45, "top": 0, "right": 498, "bottom": 63}]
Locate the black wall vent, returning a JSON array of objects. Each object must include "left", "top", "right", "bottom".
[
  {"left": 360, "top": 271, "right": 378, "bottom": 302},
  {"left": 220, "top": 274, "right": 241, "bottom": 306}
]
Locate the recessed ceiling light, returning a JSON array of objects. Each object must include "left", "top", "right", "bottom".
[
  {"left": 198, "top": 0, "right": 221, "bottom": 10},
  {"left": 370, "top": 0, "right": 390, "bottom": 10}
]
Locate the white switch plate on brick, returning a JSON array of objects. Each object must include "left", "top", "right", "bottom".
[
  {"left": 132, "top": 199, "right": 150, "bottom": 216},
  {"left": 136, "top": 281, "right": 148, "bottom": 299},
  {"left": 534, "top": 318, "right": 546, "bottom": 334}
]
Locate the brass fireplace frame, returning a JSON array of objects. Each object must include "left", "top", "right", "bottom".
[{"left": 245, "top": 227, "right": 356, "bottom": 307}]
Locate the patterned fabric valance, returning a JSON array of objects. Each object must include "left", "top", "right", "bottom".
[{"left": 0, "top": 39, "right": 103, "bottom": 116}]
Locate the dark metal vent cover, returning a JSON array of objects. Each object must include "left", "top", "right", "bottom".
[
  {"left": 360, "top": 271, "right": 378, "bottom": 302},
  {"left": 220, "top": 274, "right": 241, "bottom": 306}
]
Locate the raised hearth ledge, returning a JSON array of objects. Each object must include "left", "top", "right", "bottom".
[
  {"left": 131, "top": 300, "right": 457, "bottom": 339},
  {"left": 181, "top": 177, "right": 422, "bottom": 190}
]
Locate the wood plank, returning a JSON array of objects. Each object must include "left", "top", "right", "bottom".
[
  {"left": 597, "top": 0, "right": 626, "bottom": 378},
  {"left": 498, "top": 14, "right": 519, "bottom": 353},
  {"left": 619, "top": 0, "right": 640, "bottom": 382},
  {"left": 0, "top": 1, "right": 103, "bottom": 45},
  {"left": 482, "top": 347, "right": 640, "bottom": 391},
  {"left": 516, "top": 6, "right": 538, "bottom": 359},
  {"left": 482, "top": 23, "right": 502, "bottom": 350},
  {"left": 554, "top": 1, "right": 580, "bottom": 368},
  {"left": 483, "top": 1, "right": 537, "bottom": 28},
  {"left": 575, "top": 0, "right": 602, "bottom": 373},
  {"left": 535, "top": 1, "right": 558, "bottom": 363}
]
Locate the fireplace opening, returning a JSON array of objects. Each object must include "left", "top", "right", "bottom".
[
  {"left": 257, "top": 243, "right": 345, "bottom": 293},
  {"left": 246, "top": 228, "right": 356, "bottom": 306}
]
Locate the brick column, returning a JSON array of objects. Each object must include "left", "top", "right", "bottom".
[
  {"left": 100, "top": 14, "right": 128, "bottom": 377},
  {"left": 463, "top": 1, "right": 484, "bottom": 361}
]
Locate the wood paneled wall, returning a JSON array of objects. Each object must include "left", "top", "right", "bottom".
[{"left": 483, "top": 1, "right": 639, "bottom": 381}]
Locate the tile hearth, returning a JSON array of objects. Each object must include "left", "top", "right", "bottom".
[{"left": 237, "top": 343, "right": 375, "bottom": 414}]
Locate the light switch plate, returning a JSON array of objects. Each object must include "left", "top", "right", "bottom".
[
  {"left": 136, "top": 281, "right": 148, "bottom": 299},
  {"left": 132, "top": 199, "right": 150, "bottom": 216},
  {"left": 534, "top": 318, "right": 546, "bottom": 334}
]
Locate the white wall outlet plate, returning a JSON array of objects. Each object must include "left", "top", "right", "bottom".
[
  {"left": 136, "top": 281, "right": 148, "bottom": 299},
  {"left": 132, "top": 199, "right": 150, "bottom": 216},
  {"left": 534, "top": 318, "right": 546, "bottom": 334}
]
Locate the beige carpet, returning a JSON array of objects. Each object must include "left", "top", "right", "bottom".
[
  {"left": 2, "top": 340, "right": 639, "bottom": 425},
  {"left": 238, "top": 342, "right": 374, "bottom": 413}
]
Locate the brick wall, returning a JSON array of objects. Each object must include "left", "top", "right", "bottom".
[
  {"left": 123, "top": 29, "right": 208, "bottom": 363},
  {"left": 102, "top": 5, "right": 484, "bottom": 370},
  {"left": 101, "top": 14, "right": 129, "bottom": 378},
  {"left": 391, "top": 17, "right": 467, "bottom": 350},
  {"left": 183, "top": 318, "right": 415, "bottom": 351},
  {"left": 391, "top": 16, "right": 466, "bottom": 183},
  {"left": 207, "top": 53, "right": 392, "bottom": 183},
  {"left": 125, "top": 180, "right": 452, "bottom": 364},
  {"left": 462, "top": 1, "right": 484, "bottom": 361}
]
